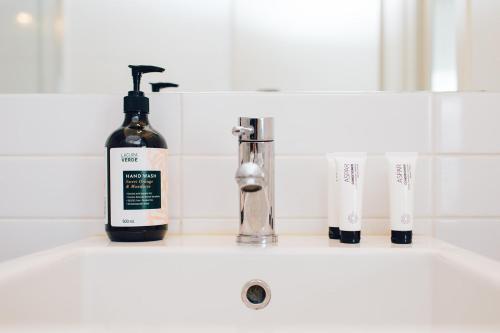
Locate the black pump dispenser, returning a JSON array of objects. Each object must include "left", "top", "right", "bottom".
[
  {"left": 124, "top": 65, "right": 164, "bottom": 113},
  {"left": 150, "top": 82, "right": 179, "bottom": 92}
]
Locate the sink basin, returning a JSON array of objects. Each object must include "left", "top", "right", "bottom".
[{"left": 0, "top": 236, "right": 499, "bottom": 332}]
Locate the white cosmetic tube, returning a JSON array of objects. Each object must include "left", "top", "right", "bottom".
[
  {"left": 326, "top": 154, "right": 340, "bottom": 239},
  {"left": 333, "top": 153, "right": 367, "bottom": 244},
  {"left": 386, "top": 152, "right": 418, "bottom": 244}
]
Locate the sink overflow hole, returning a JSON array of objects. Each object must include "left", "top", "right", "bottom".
[
  {"left": 247, "top": 285, "right": 266, "bottom": 304},
  {"left": 241, "top": 280, "right": 271, "bottom": 310}
]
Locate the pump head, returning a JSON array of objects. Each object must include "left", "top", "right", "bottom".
[{"left": 124, "top": 65, "right": 165, "bottom": 113}]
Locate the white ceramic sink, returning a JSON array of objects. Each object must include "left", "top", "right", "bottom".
[{"left": 0, "top": 236, "right": 499, "bottom": 332}]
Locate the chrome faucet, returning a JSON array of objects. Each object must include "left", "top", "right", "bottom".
[{"left": 232, "top": 117, "right": 277, "bottom": 245}]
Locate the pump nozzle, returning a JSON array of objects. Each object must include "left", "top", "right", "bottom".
[
  {"left": 124, "top": 65, "right": 165, "bottom": 113},
  {"left": 150, "top": 82, "right": 179, "bottom": 92},
  {"left": 129, "top": 65, "right": 165, "bottom": 92}
]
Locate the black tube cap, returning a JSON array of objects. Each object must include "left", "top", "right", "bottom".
[
  {"left": 329, "top": 227, "right": 340, "bottom": 240},
  {"left": 391, "top": 230, "right": 412, "bottom": 244},
  {"left": 340, "top": 230, "right": 361, "bottom": 244}
]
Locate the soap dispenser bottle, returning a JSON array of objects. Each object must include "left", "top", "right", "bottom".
[{"left": 105, "top": 65, "right": 168, "bottom": 242}]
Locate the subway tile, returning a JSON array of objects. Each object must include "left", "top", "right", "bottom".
[
  {"left": 435, "top": 93, "right": 500, "bottom": 153},
  {"left": 0, "top": 93, "right": 181, "bottom": 155},
  {"left": 0, "top": 157, "right": 105, "bottom": 218},
  {"left": 364, "top": 156, "right": 433, "bottom": 218},
  {"left": 436, "top": 157, "right": 500, "bottom": 216},
  {"left": 0, "top": 219, "right": 103, "bottom": 262},
  {"left": 167, "top": 157, "right": 182, "bottom": 218},
  {"left": 182, "top": 219, "right": 237, "bottom": 235},
  {"left": 275, "top": 157, "right": 327, "bottom": 218},
  {"left": 361, "top": 219, "right": 433, "bottom": 236},
  {"left": 0, "top": 218, "right": 181, "bottom": 262},
  {"left": 180, "top": 218, "right": 432, "bottom": 236},
  {"left": 0, "top": 156, "right": 181, "bottom": 218},
  {"left": 277, "top": 219, "right": 326, "bottom": 235},
  {"left": 167, "top": 219, "right": 182, "bottom": 234},
  {"left": 182, "top": 92, "right": 432, "bottom": 155},
  {"left": 278, "top": 156, "right": 432, "bottom": 218},
  {"left": 182, "top": 157, "right": 239, "bottom": 218},
  {"left": 361, "top": 219, "right": 390, "bottom": 235},
  {"left": 181, "top": 156, "right": 432, "bottom": 219},
  {"left": 182, "top": 218, "right": 326, "bottom": 235},
  {"left": 149, "top": 93, "right": 182, "bottom": 154},
  {"left": 435, "top": 219, "right": 500, "bottom": 261}
]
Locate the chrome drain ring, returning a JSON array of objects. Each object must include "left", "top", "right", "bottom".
[{"left": 241, "top": 279, "right": 271, "bottom": 310}]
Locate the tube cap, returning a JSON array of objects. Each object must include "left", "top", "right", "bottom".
[
  {"left": 340, "top": 230, "right": 361, "bottom": 244},
  {"left": 329, "top": 227, "right": 340, "bottom": 240},
  {"left": 391, "top": 230, "right": 412, "bottom": 244}
]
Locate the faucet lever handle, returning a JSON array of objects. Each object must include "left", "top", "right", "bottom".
[{"left": 232, "top": 126, "right": 254, "bottom": 137}]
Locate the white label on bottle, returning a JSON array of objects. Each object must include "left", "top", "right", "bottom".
[
  {"left": 389, "top": 162, "right": 414, "bottom": 231},
  {"left": 338, "top": 162, "right": 365, "bottom": 232},
  {"left": 108, "top": 147, "right": 168, "bottom": 227}
]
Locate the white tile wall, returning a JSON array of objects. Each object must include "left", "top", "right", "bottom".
[
  {"left": 435, "top": 157, "right": 500, "bottom": 217},
  {"left": 0, "top": 156, "right": 181, "bottom": 219},
  {"left": 182, "top": 92, "right": 432, "bottom": 155},
  {"left": 0, "top": 218, "right": 182, "bottom": 262},
  {"left": 181, "top": 156, "right": 433, "bottom": 219},
  {"left": 0, "top": 94, "right": 182, "bottom": 155},
  {"left": 0, "top": 92, "right": 499, "bottom": 261},
  {"left": 182, "top": 156, "right": 238, "bottom": 218},
  {"left": 0, "top": 219, "right": 102, "bottom": 261},
  {"left": 435, "top": 219, "right": 500, "bottom": 261},
  {"left": 0, "top": 157, "right": 104, "bottom": 218},
  {"left": 435, "top": 93, "right": 500, "bottom": 153}
]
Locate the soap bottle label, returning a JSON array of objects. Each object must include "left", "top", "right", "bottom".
[{"left": 108, "top": 147, "right": 168, "bottom": 227}]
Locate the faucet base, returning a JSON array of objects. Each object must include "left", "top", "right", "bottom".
[{"left": 237, "top": 234, "right": 278, "bottom": 245}]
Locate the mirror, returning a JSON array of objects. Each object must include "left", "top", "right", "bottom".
[{"left": 1, "top": 0, "right": 498, "bottom": 93}]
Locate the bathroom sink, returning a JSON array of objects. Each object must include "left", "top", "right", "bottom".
[{"left": 0, "top": 236, "right": 499, "bottom": 332}]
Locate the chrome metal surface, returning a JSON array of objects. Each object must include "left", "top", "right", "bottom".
[
  {"left": 235, "top": 162, "right": 265, "bottom": 192},
  {"left": 241, "top": 279, "right": 272, "bottom": 310},
  {"left": 232, "top": 117, "right": 276, "bottom": 245},
  {"left": 231, "top": 125, "right": 254, "bottom": 138},
  {"left": 233, "top": 117, "right": 274, "bottom": 141}
]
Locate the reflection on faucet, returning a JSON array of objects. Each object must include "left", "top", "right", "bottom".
[
  {"left": 232, "top": 117, "right": 277, "bottom": 245},
  {"left": 236, "top": 162, "right": 265, "bottom": 192}
]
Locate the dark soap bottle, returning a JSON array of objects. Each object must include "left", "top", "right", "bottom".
[{"left": 105, "top": 65, "right": 169, "bottom": 242}]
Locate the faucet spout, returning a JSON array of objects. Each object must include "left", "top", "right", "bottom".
[
  {"left": 235, "top": 162, "right": 265, "bottom": 192},
  {"left": 232, "top": 117, "right": 276, "bottom": 245}
]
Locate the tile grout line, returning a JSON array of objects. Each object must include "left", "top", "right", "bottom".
[
  {"left": 180, "top": 153, "right": 500, "bottom": 158},
  {"left": 1, "top": 153, "right": 500, "bottom": 159},
  {"left": 433, "top": 216, "right": 500, "bottom": 221},
  {"left": 178, "top": 93, "right": 185, "bottom": 235},
  {"left": 179, "top": 217, "right": 437, "bottom": 221},
  {"left": 0, "top": 154, "right": 183, "bottom": 159},
  {"left": 430, "top": 92, "right": 438, "bottom": 237},
  {"left": 0, "top": 215, "right": 496, "bottom": 223},
  {"left": 0, "top": 216, "right": 498, "bottom": 222},
  {"left": 0, "top": 217, "right": 183, "bottom": 221}
]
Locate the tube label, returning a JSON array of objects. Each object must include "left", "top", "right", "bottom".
[
  {"left": 343, "top": 163, "right": 359, "bottom": 186},
  {"left": 338, "top": 159, "right": 366, "bottom": 232},
  {"left": 386, "top": 153, "right": 417, "bottom": 232},
  {"left": 108, "top": 147, "right": 168, "bottom": 227},
  {"left": 396, "top": 164, "right": 412, "bottom": 190}
]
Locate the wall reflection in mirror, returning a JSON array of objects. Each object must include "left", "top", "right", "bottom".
[{"left": 2, "top": 0, "right": 500, "bottom": 93}]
